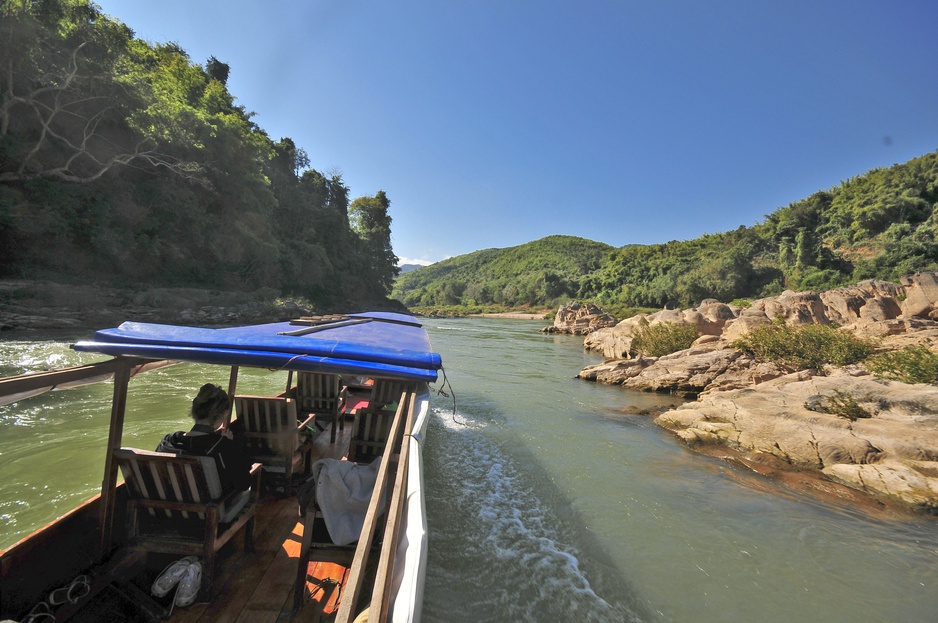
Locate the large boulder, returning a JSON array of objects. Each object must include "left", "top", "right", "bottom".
[
  {"left": 543, "top": 301, "right": 617, "bottom": 335},
  {"left": 820, "top": 280, "right": 903, "bottom": 325},
  {"left": 583, "top": 326, "right": 632, "bottom": 359},
  {"left": 579, "top": 344, "right": 791, "bottom": 397},
  {"left": 901, "top": 271, "right": 938, "bottom": 319},
  {"left": 760, "top": 290, "right": 830, "bottom": 325}
]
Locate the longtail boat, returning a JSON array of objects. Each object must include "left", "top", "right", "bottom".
[{"left": 0, "top": 312, "right": 443, "bottom": 623}]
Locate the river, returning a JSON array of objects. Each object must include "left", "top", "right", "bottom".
[{"left": 2, "top": 318, "right": 937, "bottom": 622}]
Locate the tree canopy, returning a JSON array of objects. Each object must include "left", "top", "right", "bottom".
[
  {"left": 0, "top": 0, "right": 400, "bottom": 308},
  {"left": 392, "top": 235, "right": 614, "bottom": 309}
]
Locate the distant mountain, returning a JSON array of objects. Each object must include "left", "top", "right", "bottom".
[
  {"left": 393, "top": 151, "right": 938, "bottom": 312},
  {"left": 397, "top": 264, "right": 425, "bottom": 274},
  {"left": 391, "top": 235, "right": 614, "bottom": 308}
]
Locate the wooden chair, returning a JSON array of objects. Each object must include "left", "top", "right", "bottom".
[
  {"left": 293, "top": 372, "right": 346, "bottom": 443},
  {"left": 234, "top": 395, "right": 315, "bottom": 492},
  {"left": 348, "top": 379, "right": 413, "bottom": 464},
  {"left": 114, "top": 448, "right": 262, "bottom": 601}
]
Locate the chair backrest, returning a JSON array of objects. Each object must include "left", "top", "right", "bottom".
[
  {"left": 234, "top": 395, "right": 299, "bottom": 457},
  {"left": 367, "top": 378, "right": 410, "bottom": 413},
  {"left": 295, "top": 372, "right": 341, "bottom": 414},
  {"left": 114, "top": 448, "right": 223, "bottom": 520},
  {"left": 350, "top": 380, "right": 415, "bottom": 462},
  {"left": 354, "top": 410, "right": 395, "bottom": 452}
]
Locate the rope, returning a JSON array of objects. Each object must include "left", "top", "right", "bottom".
[{"left": 433, "top": 365, "right": 463, "bottom": 425}]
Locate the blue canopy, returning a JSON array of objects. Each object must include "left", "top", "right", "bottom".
[{"left": 72, "top": 312, "right": 442, "bottom": 382}]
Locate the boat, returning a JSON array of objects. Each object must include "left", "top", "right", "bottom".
[{"left": 0, "top": 312, "right": 443, "bottom": 623}]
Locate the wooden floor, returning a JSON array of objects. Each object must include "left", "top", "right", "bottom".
[{"left": 158, "top": 422, "right": 354, "bottom": 623}]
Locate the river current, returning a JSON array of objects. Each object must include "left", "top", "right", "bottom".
[{"left": 1, "top": 318, "right": 937, "bottom": 622}]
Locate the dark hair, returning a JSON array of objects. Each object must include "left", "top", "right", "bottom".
[{"left": 190, "top": 383, "right": 229, "bottom": 423}]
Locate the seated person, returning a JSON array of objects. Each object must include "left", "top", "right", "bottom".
[{"left": 156, "top": 383, "right": 251, "bottom": 493}]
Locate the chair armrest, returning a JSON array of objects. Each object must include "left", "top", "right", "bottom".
[{"left": 297, "top": 413, "right": 317, "bottom": 431}]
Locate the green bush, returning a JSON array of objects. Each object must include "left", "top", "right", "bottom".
[
  {"left": 866, "top": 346, "right": 938, "bottom": 385},
  {"left": 733, "top": 320, "right": 876, "bottom": 371},
  {"left": 807, "top": 390, "right": 873, "bottom": 421},
  {"left": 631, "top": 320, "right": 699, "bottom": 357}
]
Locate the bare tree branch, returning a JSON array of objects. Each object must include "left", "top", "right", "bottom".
[{"left": 1, "top": 36, "right": 207, "bottom": 186}]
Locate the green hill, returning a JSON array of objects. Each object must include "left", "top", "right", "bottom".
[
  {"left": 395, "top": 151, "right": 938, "bottom": 312},
  {"left": 391, "top": 235, "right": 614, "bottom": 309}
]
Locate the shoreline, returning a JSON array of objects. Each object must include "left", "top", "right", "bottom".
[{"left": 469, "top": 312, "right": 548, "bottom": 320}]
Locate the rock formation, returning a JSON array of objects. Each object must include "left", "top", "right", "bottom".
[
  {"left": 542, "top": 301, "right": 617, "bottom": 335},
  {"left": 577, "top": 271, "right": 938, "bottom": 514}
]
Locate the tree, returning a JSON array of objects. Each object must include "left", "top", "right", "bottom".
[
  {"left": 0, "top": 2, "right": 201, "bottom": 184},
  {"left": 205, "top": 55, "right": 229, "bottom": 85},
  {"left": 349, "top": 190, "right": 399, "bottom": 295}
]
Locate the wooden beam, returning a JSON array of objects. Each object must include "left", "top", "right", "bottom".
[
  {"left": 98, "top": 361, "right": 133, "bottom": 556},
  {"left": 371, "top": 393, "right": 417, "bottom": 621},
  {"left": 0, "top": 357, "right": 147, "bottom": 398},
  {"left": 226, "top": 365, "right": 239, "bottom": 427},
  {"left": 335, "top": 390, "right": 411, "bottom": 623}
]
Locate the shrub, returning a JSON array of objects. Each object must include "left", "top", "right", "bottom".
[
  {"left": 631, "top": 319, "right": 699, "bottom": 357},
  {"left": 733, "top": 320, "right": 876, "bottom": 371},
  {"left": 866, "top": 346, "right": 938, "bottom": 385},
  {"left": 807, "top": 390, "right": 873, "bottom": 421}
]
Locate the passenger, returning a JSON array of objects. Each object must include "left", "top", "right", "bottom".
[{"left": 156, "top": 383, "right": 251, "bottom": 493}]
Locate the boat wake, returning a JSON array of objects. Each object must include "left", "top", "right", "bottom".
[{"left": 423, "top": 408, "right": 648, "bottom": 623}]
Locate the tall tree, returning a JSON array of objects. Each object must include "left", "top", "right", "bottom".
[
  {"left": 205, "top": 55, "right": 229, "bottom": 85},
  {"left": 349, "top": 190, "right": 399, "bottom": 295}
]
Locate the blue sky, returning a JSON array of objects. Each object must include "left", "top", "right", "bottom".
[{"left": 93, "top": 0, "right": 938, "bottom": 266}]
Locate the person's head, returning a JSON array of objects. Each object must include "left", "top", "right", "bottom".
[{"left": 190, "top": 383, "right": 229, "bottom": 426}]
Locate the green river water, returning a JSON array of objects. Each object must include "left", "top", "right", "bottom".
[{"left": 2, "top": 318, "right": 937, "bottom": 622}]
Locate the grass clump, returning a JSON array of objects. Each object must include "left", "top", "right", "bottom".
[
  {"left": 631, "top": 319, "right": 699, "bottom": 357},
  {"left": 807, "top": 390, "right": 873, "bottom": 421},
  {"left": 866, "top": 346, "right": 938, "bottom": 385},
  {"left": 733, "top": 319, "right": 876, "bottom": 371}
]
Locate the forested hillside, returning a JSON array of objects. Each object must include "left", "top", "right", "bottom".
[
  {"left": 0, "top": 0, "right": 398, "bottom": 308},
  {"left": 391, "top": 235, "right": 613, "bottom": 308},
  {"left": 394, "top": 151, "right": 938, "bottom": 311}
]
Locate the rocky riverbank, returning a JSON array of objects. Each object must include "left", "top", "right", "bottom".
[
  {"left": 560, "top": 272, "right": 938, "bottom": 515},
  {"left": 0, "top": 280, "right": 404, "bottom": 335}
]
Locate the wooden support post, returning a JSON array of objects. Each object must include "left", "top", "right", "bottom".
[
  {"left": 98, "top": 360, "right": 132, "bottom": 557},
  {"left": 226, "top": 365, "right": 239, "bottom": 427}
]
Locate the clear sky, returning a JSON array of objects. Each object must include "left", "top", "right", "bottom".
[{"left": 93, "top": 0, "right": 938, "bottom": 266}]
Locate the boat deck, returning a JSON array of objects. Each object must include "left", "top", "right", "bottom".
[{"left": 157, "top": 422, "right": 355, "bottom": 623}]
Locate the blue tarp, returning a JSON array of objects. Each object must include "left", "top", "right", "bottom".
[{"left": 72, "top": 312, "right": 442, "bottom": 382}]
